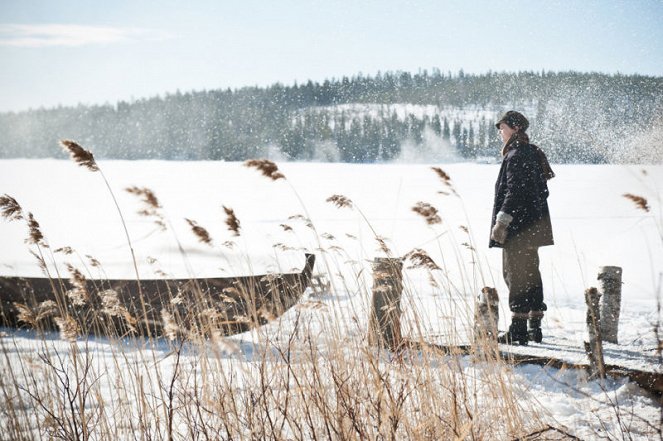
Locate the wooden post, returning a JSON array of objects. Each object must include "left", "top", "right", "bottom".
[
  {"left": 598, "top": 266, "right": 622, "bottom": 344},
  {"left": 584, "top": 287, "right": 606, "bottom": 380},
  {"left": 368, "top": 258, "right": 403, "bottom": 350},
  {"left": 473, "top": 287, "right": 499, "bottom": 346}
]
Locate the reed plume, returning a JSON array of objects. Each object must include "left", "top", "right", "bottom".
[
  {"left": 59, "top": 139, "right": 99, "bottom": 172},
  {"left": 244, "top": 159, "right": 285, "bottom": 180},
  {"left": 223, "top": 206, "right": 241, "bottom": 236},
  {"left": 326, "top": 194, "right": 353, "bottom": 209},
  {"left": 54, "top": 246, "right": 74, "bottom": 255},
  {"left": 54, "top": 316, "right": 79, "bottom": 342},
  {"left": 412, "top": 201, "right": 442, "bottom": 225},
  {"left": 0, "top": 194, "right": 23, "bottom": 221},
  {"left": 13, "top": 303, "right": 36, "bottom": 327},
  {"left": 25, "top": 212, "right": 45, "bottom": 245},
  {"left": 161, "top": 310, "right": 180, "bottom": 341},
  {"left": 126, "top": 186, "right": 166, "bottom": 231},
  {"left": 280, "top": 223, "right": 293, "bottom": 232},
  {"left": 65, "top": 264, "right": 89, "bottom": 306},
  {"left": 125, "top": 186, "right": 160, "bottom": 209},
  {"left": 623, "top": 193, "right": 650, "bottom": 212},
  {"left": 185, "top": 218, "right": 212, "bottom": 245},
  {"left": 431, "top": 166, "right": 451, "bottom": 183},
  {"left": 375, "top": 235, "right": 391, "bottom": 255},
  {"left": 403, "top": 248, "right": 441, "bottom": 271},
  {"left": 431, "top": 167, "right": 458, "bottom": 196}
]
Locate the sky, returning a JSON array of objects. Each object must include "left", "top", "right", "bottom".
[{"left": 0, "top": 0, "right": 662, "bottom": 112}]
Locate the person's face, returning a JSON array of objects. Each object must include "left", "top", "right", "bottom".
[{"left": 498, "top": 122, "right": 517, "bottom": 143}]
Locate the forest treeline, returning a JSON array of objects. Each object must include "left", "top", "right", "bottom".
[{"left": 1, "top": 70, "right": 661, "bottom": 163}]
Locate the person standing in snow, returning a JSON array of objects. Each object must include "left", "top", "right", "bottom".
[{"left": 490, "top": 111, "right": 555, "bottom": 345}]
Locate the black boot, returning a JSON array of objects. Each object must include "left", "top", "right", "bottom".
[
  {"left": 528, "top": 311, "right": 544, "bottom": 343},
  {"left": 498, "top": 316, "right": 528, "bottom": 345}
]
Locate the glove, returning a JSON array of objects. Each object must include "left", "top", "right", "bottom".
[{"left": 491, "top": 211, "right": 513, "bottom": 244}]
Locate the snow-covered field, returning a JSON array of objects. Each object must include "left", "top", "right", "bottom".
[{"left": 1, "top": 159, "right": 661, "bottom": 439}]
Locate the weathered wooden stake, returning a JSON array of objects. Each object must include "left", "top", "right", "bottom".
[
  {"left": 368, "top": 257, "right": 403, "bottom": 350},
  {"left": 584, "top": 287, "right": 606, "bottom": 380},
  {"left": 598, "top": 266, "right": 622, "bottom": 344},
  {"left": 473, "top": 287, "right": 499, "bottom": 347}
]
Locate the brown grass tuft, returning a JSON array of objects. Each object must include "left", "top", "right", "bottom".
[
  {"left": 59, "top": 139, "right": 99, "bottom": 172},
  {"left": 279, "top": 223, "right": 293, "bottom": 232},
  {"left": 622, "top": 193, "right": 650, "bottom": 212},
  {"left": 244, "top": 159, "right": 285, "bottom": 180},
  {"left": 223, "top": 206, "right": 241, "bottom": 236},
  {"left": 326, "top": 194, "right": 353, "bottom": 209},
  {"left": 0, "top": 194, "right": 23, "bottom": 221},
  {"left": 185, "top": 218, "right": 212, "bottom": 245},
  {"left": 412, "top": 201, "right": 442, "bottom": 225},
  {"left": 403, "top": 248, "right": 441, "bottom": 271}
]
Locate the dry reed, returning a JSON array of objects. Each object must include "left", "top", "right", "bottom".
[
  {"left": 25, "top": 212, "right": 45, "bottom": 245},
  {"left": 403, "top": 248, "right": 441, "bottom": 271},
  {"left": 0, "top": 194, "right": 23, "bottom": 221},
  {"left": 412, "top": 201, "right": 442, "bottom": 225},
  {"left": 184, "top": 218, "right": 212, "bottom": 245},
  {"left": 223, "top": 206, "right": 241, "bottom": 236},
  {"left": 326, "top": 194, "right": 353, "bottom": 209},
  {"left": 244, "top": 159, "right": 285, "bottom": 180},
  {"left": 59, "top": 139, "right": 99, "bottom": 172},
  {"left": 622, "top": 193, "right": 650, "bottom": 212}
]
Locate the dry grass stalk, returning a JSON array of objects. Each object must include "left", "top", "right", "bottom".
[
  {"left": 326, "top": 194, "right": 353, "bottom": 209},
  {"left": 623, "top": 193, "right": 650, "bottom": 212},
  {"left": 223, "top": 206, "right": 241, "bottom": 236},
  {"left": 54, "top": 315, "right": 79, "bottom": 342},
  {"left": 185, "top": 218, "right": 212, "bottom": 245},
  {"left": 412, "top": 202, "right": 442, "bottom": 225},
  {"left": 244, "top": 159, "right": 285, "bottom": 180},
  {"left": 0, "top": 194, "right": 23, "bottom": 221},
  {"left": 59, "top": 139, "right": 99, "bottom": 172},
  {"left": 404, "top": 248, "right": 441, "bottom": 271},
  {"left": 25, "top": 212, "right": 45, "bottom": 245}
]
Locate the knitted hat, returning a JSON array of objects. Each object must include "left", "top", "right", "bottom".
[{"left": 495, "top": 111, "right": 529, "bottom": 132}]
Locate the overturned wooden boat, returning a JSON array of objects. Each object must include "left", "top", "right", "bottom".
[{"left": 0, "top": 253, "right": 315, "bottom": 338}]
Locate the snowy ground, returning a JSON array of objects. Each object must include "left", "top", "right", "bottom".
[{"left": 1, "top": 159, "right": 661, "bottom": 438}]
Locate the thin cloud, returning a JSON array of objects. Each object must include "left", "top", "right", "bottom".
[{"left": 0, "top": 24, "right": 171, "bottom": 48}]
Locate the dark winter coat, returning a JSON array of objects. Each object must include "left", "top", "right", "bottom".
[{"left": 489, "top": 140, "right": 554, "bottom": 249}]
